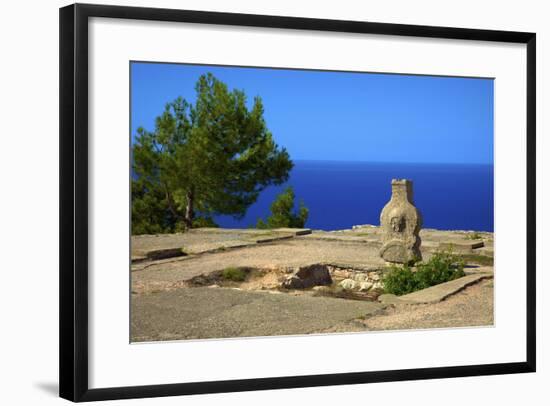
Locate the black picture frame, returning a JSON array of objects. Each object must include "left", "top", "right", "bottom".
[{"left": 59, "top": 3, "right": 536, "bottom": 402}]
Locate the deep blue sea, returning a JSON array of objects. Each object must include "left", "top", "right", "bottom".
[{"left": 215, "top": 160, "right": 494, "bottom": 232}]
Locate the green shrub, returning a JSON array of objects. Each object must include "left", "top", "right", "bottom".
[
  {"left": 257, "top": 187, "right": 309, "bottom": 229},
  {"left": 464, "top": 232, "right": 482, "bottom": 240},
  {"left": 191, "top": 216, "right": 219, "bottom": 229},
  {"left": 382, "top": 264, "right": 419, "bottom": 296},
  {"left": 415, "top": 251, "right": 465, "bottom": 289},
  {"left": 383, "top": 251, "right": 466, "bottom": 296},
  {"left": 221, "top": 267, "right": 247, "bottom": 282}
]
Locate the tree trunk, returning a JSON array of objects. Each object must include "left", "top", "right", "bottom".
[
  {"left": 163, "top": 184, "right": 182, "bottom": 225},
  {"left": 184, "top": 190, "right": 194, "bottom": 230}
]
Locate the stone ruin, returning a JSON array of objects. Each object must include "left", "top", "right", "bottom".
[{"left": 379, "top": 179, "right": 422, "bottom": 264}]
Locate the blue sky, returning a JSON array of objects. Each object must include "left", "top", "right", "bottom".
[{"left": 131, "top": 62, "right": 493, "bottom": 165}]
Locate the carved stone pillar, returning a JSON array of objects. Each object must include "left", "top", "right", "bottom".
[{"left": 379, "top": 179, "right": 422, "bottom": 264}]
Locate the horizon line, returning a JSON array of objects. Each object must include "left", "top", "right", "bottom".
[{"left": 291, "top": 158, "right": 494, "bottom": 166}]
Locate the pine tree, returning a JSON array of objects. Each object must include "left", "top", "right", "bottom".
[
  {"left": 132, "top": 73, "right": 293, "bottom": 234},
  {"left": 257, "top": 187, "right": 309, "bottom": 229}
]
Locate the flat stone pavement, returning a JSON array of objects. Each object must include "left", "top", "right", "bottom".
[
  {"left": 132, "top": 226, "right": 494, "bottom": 262},
  {"left": 130, "top": 227, "right": 494, "bottom": 340},
  {"left": 131, "top": 226, "right": 493, "bottom": 294},
  {"left": 306, "top": 227, "right": 494, "bottom": 254},
  {"left": 131, "top": 287, "right": 384, "bottom": 341},
  {"left": 132, "top": 228, "right": 312, "bottom": 260},
  {"left": 131, "top": 277, "right": 495, "bottom": 341},
  {"left": 359, "top": 279, "right": 494, "bottom": 331},
  {"left": 398, "top": 273, "right": 492, "bottom": 304},
  {"left": 132, "top": 238, "right": 387, "bottom": 293}
]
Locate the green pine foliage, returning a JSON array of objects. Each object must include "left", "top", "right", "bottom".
[
  {"left": 256, "top": 187, "right": 309, "bottom": 229},
  {"left": 383, "top": 250, "right": 466, "bottom": 296},
  {"left": 132, "top": 73, "right": 293, "bottom": 234},
  {"left": 132, "top": 178, "right": 177, "bottom": 235}
]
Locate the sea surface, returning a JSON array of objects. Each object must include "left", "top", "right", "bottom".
[{"left": 215, "top": 160, "right": 494, "bottom": 232}]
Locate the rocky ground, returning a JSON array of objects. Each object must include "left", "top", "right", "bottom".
[
  {"left": 130, "top": 226, "right": 494, "bottom": 342},
  {"left": 325, "top": 279, "right": 494, "bottom": 333},
  {"left": 131, "top": 287, "right": 385, "bottom": 341}
]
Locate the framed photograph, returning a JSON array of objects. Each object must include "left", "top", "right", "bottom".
[{"left": 59, "top": 3, "right": 536, "bottom": 402}]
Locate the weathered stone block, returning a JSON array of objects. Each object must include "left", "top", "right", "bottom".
[
  {"left": 379, "top": 179, "right": 422, "bottom": 264},
  {"left": 439, "top": 240, "right": 484, "bottom": 252},
  {"left": 281, "top": 264, "right": 332, "bottom": 289}
]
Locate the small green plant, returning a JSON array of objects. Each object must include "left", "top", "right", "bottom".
[
  {"left": 382, "top": 264, "right": 419, "bottom": 296},
  {"left": 257, "top": 187, "right": 309, "bottom": 229},
  {"left": 221, "top": 267, "right": 247, "bottom": 282},
  {"left": 465, "top": 232, "right": 482, "bottom": 240},
  {"left": 415, "top": 251, "right": 465, "bottom": 288},
  {"left": 383, "top": 250, "right": 466, "bottom": 296}
]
